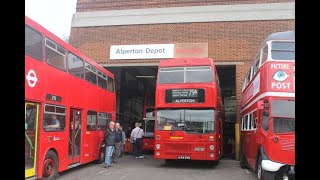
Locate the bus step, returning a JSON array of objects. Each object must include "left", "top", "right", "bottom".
[{"left": 68, "top": 163, "right": 81, "bottom": 169}]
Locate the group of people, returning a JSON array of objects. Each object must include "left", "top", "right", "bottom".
[{"left": 104, "top": 121, "right": 144, "bottom": 168}]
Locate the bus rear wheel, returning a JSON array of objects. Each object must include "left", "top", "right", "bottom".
[
  {"left": 42, "top": 150, "right": 58, "bottom": 180},
  {"left": 96, "top": 146, "right": 105, "bottom": 164}
]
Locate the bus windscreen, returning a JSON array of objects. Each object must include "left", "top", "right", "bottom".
[
  {"left": 156, "top": 109, "right": 214, "bottom": 134},
  {"left": 158, "top": 66, "right": 213, "bottom": 84}
]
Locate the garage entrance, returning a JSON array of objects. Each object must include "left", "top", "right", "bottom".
[
  {"left": 216, "top": 65, "right": 236, "bottom": 159},
  {"left": 106, "top": 66, "right": 158, "bottom": 137}
]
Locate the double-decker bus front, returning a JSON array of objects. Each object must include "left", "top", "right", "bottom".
[
  {"left": 154, "top": 58, "right": 223, "bottom": 162},
  {"left": 240, "top": 31, "right": 295, "bottom": 180}
]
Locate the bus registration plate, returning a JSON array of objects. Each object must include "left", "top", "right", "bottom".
[{"left": 177, "top": 156, "right": 191, "bottom": 160}]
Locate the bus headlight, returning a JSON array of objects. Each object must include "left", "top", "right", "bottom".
[
  {"left": 209, "top": 145, "right": 214, "bottom": 150},
  {"left": 156, "top": 151, "right": 160, "bottom": 156},
  {"left": 210, "top": 153, "right": 214, "bottom": 158},
  {"left": 156, "top": 144, "right": 161, "bottom": 149}
]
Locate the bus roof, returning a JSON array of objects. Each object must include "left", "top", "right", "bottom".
[
  {"left": 158, "top": 58, "right": 214, "bottom": 67},
  {"left": 25, "top": 16, "right": 114, "bottom": 78},
  {"left": 265, "top": 30, "right": 295, "bottom": 42}
]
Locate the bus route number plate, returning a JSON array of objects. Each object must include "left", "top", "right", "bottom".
[{"left": 177, "top": 156, "right": 191, "bottom": 160}]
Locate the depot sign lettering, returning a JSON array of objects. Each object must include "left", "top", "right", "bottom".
[
  {"left": 110, "top": 43, "right": 208, "bottom": 60},
  {"left": 110, "top": 44, "right": 174, "bottom": 59}
]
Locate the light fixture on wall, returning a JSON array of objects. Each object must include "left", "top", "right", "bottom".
[{"left": 136, "top": 76, "right": 155, "bottom": 78}]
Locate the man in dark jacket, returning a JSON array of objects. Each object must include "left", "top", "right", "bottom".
[
  {"left": 113, "top": 123, "right": 123, "bottom": 162},
  {"left": 104, "top": 121, "right": 115, "bottom": 168}
]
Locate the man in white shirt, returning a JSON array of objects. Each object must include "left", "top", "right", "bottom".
[{"left": 130, "top": 122, "right": 144, "bottom": 159}]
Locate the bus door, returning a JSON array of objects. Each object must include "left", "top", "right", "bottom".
[
  {"left": 25, "top": 102, "right": 39, "bottom": 178},
  {"left": 68, "top": 109, "right": 82, "bottom": 164}
]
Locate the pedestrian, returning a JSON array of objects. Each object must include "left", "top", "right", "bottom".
[
  {"left": 119, "top": 125, "right": 126, "bottom": 157},
  {"left": 130, "top": 122, "right": 144, "bottom": 159},
  {"left": 113, "top": 123, "right": 123, "bottom": 163},
  {"left": 104, "top": 121, "right": 115, "bottom": 168}
]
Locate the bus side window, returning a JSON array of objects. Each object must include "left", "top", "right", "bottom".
[
  {"left": 107, "top": 76, "right": 114, "bottom": 93},
  {"left": 25, "top": 26, "right": 43, "bottom": 60},
  {"left": 97, "top": 112, "right": 107, "bottom": 130},
  {"left": 262, "top": 115, "right": 269, "bottom": 131},
  {"left": 261, "top": 45, "right": 268, "bottom": 64},
  {"left": 84, "top": 62, "right": 97, "bottom": 84},
  {"left": 68, "top": 52, "right": 84, "bottom": 79},
  {"left": 87, "top": 111, "right": 97, "bottom": 131},
  {"left": 45, "top": 38, "right": 66, "bottom": 71},
  {"left": 43, "top": 104, "right": 66, "bottom": 131}
]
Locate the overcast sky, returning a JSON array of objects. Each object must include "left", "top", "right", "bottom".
[{"left": 25, "top": 0, "right": 77, "bottom": 40}]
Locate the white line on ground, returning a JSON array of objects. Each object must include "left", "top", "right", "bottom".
[
  {"left": 97, "top": 169, "right": 109, "bottom": 175},
  {"left": 244, "top": 169, "right": 253, "bottom": 174}
]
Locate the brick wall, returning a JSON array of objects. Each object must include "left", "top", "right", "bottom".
[
  {"left": 76, "top": 0, "right": 294, "bottom": 12},
  {"left": 70, "top": 20, "right": 294, "bottom": 123},
  {"left": 70, "top": 20, "right": 294, "bottom": 65}
]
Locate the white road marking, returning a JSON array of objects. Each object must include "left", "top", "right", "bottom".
[
  {"left": 245, "top": 169, "right": 254, "bottom": 174},
  {"left": 97, "top": 169, "right": 108, "bottom": 174}
]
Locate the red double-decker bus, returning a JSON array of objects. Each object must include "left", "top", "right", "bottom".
[
  {"left": 240, "top": 31, "right": 295, "bottom": 180},
  {"left": 154, "top": 58, "right": 224, "bottom": 163},
  {"left": 25, "top": 16, "right": 116, "bottom": 180}
]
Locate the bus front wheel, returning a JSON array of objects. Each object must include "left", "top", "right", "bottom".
[
  {"left": 42, "top": 150, "right": 59, "bottom": 180},
  {"left": 257, "top": 155, "right": 277, "bottom": 180}
]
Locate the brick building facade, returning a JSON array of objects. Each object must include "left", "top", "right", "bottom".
[{"left": 70, "top": 0, "right": 294, "bottom": 159}]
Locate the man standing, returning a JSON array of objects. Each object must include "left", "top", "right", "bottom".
[
  {"left": 130, "top": 122, "right": 144, "bottom": 159},
  {"left": 119, "top": 126, "right": 126, "bottom": 157},
  {"left": 104, "top": 121, "right": 115, "bottom": 168},
  {"left": 113, "top": 123, "right": 123, "bottom": 162}
]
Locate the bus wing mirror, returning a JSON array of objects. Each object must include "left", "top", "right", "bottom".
[{"left": 257, "top": 100, "right": 264, "bottom": 110}]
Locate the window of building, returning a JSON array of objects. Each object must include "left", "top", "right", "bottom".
[
  {"left": 107, "top": 76, "right": 114, "bottom": 92},
  {"left": 25, "top": 26, "right": 42, "bottom": 60},
  {"left": 68, "top": 53, "right": 84, "bottom": 78},
  {"left": 97, "top": 71, "right": 107, "bottom": 90},
  {"left": 97, "top": 112, "right": 107, "bottom": 130},
  {"left": 87, "top": 111, "right": 97, "bottom": 131},
  {"left": 45, "top": 38, "right": 66, "bottom": 70},
  {"left": 85, "top": 62, "right": 97, "bottom": 84},
  {"left": 43, "top": 104, "right": 66, "bottom": 131}
]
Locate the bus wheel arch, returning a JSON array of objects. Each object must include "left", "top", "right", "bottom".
[
  {"left": 256, "top": 147, "right": 277, "bottom": 180},
  {"left": 96, "top": 142, "right": 106, "bottom": 164},
  {"left": 42, "top": 149, "right": 59, "bottom": 180}
]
